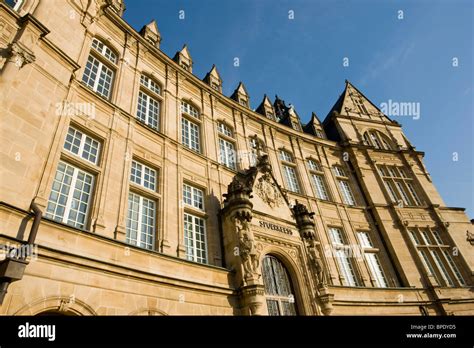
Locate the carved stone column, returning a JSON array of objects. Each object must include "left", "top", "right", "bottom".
[
  {"left": 221, "top": 168, "right": 266, "bottom": 315},
  {"left": 292, "top": 200, "right": 334, "bottom": 315}
]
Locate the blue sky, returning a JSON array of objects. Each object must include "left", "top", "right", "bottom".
[{"left": 124, "top": 0, "right": 473, "bottom": 217}]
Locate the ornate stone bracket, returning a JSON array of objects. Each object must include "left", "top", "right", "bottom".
[
  {"left": 240, "top": 284, "right": 265, "bottom": 316},
  {"left": 10, "top": 42, "right": 35, "bottom": 69}
]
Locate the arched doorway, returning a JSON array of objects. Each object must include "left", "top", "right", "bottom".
[{"left": 261, "top": 255, "right": 297, "bottom": 315}]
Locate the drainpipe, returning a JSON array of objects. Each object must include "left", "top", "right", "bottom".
[{"left": 0, "top": 202, "right": 42, "bottom": 304}]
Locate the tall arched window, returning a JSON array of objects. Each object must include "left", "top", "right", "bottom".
[{"left": 262, "top": 255, "right": 297, "bottom": 316}]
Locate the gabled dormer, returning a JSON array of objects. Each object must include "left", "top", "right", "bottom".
[
  {"left": 255, "top": 94, "right": 275, "bottom": 120},
  {"left": 273, "top": 96, "right": 302, "bottom": 131},
  {"left": 203, "top": 64, "right": 222, "bottom": 92},
  {"left": 231, "top": 82, "right": 250, "bottom": 108},
  {"left": 303, "top": 112, "right": 326, "bottom": 138},
  {"left": 287, "top": 104, "right": 303, "bottom": 131},
  {"left": 173, "top": 44, "right": 193, "bottom": 72},
  {"left": 139, "top": 20, "right": 161, "bottom": 49}
]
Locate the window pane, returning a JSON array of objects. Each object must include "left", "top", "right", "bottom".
[
  {"left": 282, "top": 165, "right": 300, "bottom": 193},
  {"left": 395, "top": 181, "right": 411, "bottom": 206},
  {"left": 137, "top": 91, "right": 160, "bottom": 130},
  {"left": 311, "top": 174, "right": 329, "bottom": 200},
  {"left": 217, "top": 122, "right": 233, "bottom": 137},
  {"left": 182, "top": 117, "right": 200, "bottom": 152},
  {"left": 262, "top": 256, "right": 297, "bottom": 316},
  {"left": 183, "top": 184, "right": 204, "bottom": 210},
  {"left": 339, "top": 180, "right": 356, "bottom": 205},
  {"left": 184, "top": 213, "right": 207, "bottom": 263},
  {"left": 357, "top": 231, "right": 373, "bottom": 248},
  {"left": 91, "top": 38, "right": 117, "bottom": 64},
  {"left": 365, "top": 253, "right": 388, "bottom": 288},
  {"left": 279, "top": 150, "right": 293, "bottom": 162},
  {"left": 46, "top": 162, "right": 94, "bottom": 229},
  {"left": 126, "top": 192, "right": 156, "bottom": 250},
  {"left": 219, "top": 138, "right": 236, "bottom": 170}
]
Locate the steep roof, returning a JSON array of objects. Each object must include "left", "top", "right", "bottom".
[
  {"left": 203, "top": 64, "right": 222, "bottom": 84},
  {"left": 324, "top": 80, "right": 394, "bottom": 123}
]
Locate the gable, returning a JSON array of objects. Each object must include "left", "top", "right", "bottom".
[{"left": 250, "top": 170, "right": 295, "bottom": 224}]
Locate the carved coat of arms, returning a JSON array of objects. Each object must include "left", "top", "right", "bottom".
[{"left": 254, "top": 173, "right": 284, "bottom": 208}]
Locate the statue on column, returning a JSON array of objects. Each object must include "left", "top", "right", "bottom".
[
  {"left": 235, "top": 216, "right": 260, "bottom": 281},
  {"left": 306, "top": 239, "right": 328, "bottom": 288}
]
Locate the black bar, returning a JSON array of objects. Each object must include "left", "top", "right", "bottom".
[{"left": 0, "top": 316, "right": 472, "bottom": 346}]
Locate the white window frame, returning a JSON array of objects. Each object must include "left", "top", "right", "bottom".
[
  {"left": 180, "top": 100, "right": 199, "bottom": 119},
  {"left": 126, "top": 192, "right": 156, "bottom": 250},
  {"left": 82, "top": 54, "right": 115, "bottom": 99},
  {"left": 311, "top": 174, "right": 329, "bottom": 200},
  {"left": 130, "top": 160, "right": 157, "bottom": 191},
  {"left": 181, "top": 117, "right": 201, "bottom": 152},
  {"left": 140, "top": 74, "right": 161, "bottom": 95},
  {"left": 46, "top": 161, "right": 94, "bottom": 229},
  {"left": 91, "top": 38, "right": 117, "bottom": 64},
  {"left": 408, "top": 228, "right": 466, "bottom": 287},
  {"left": 338, "top": 180, "right": 356, "bottom": 206},
  {"left": 137, "top": 91, "right": 160, "bottom": 130},
  {"left": 329, "top": 227, "right": 359, "bottom": 286},
  {"left": 64, "top": 126, "right": 101, "bottom": 165},
  {"left": 183, "top": 184, "right": 204, "bottom": 211},
  {"left": 219, "top": 138, "right": 236, "bottom": 170},
  {"left": 282, "top": 165, "right": 301, "bottom": 193},
  {"left": 217, "top": 122, "right": 233, "bottom": 137},
  {"left": 357, "top": 231, "right": 388, "bottom": 288},
  {"left": 184, "top": 213, "right": 208, "bottom": 264},
  {"left": 279, "top": 150, "right": 294, "bottom": 163}
]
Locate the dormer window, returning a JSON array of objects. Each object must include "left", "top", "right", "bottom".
[
  {"left": 266, "top": 111, "right": 274, "bottom": 120},
  {"left": 181, "top": 63, "right": 189, "bottom": 71},
  {"left": 211, "top": 83, "right": 219, "bottom": 91},
  {"left": 239, "top": 99, "right": 248, "bottom": 107}
]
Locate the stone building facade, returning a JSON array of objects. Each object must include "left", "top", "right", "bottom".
[{"left": 0, "top": 0, "right": 473, "bottom": 316}]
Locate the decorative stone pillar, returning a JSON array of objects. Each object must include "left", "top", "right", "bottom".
[
  {"left": 221, "top": 167, "right": 266, "bottom": 315},
  {"left": 292, "top": 200, "right": 334, "bottom": 315}
]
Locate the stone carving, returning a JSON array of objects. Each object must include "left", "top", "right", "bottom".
[
  {"left": 467, "top": 231, "right": 474, "bottom": 246},
  {"left": 9, "top": 42, "right": 35, "bottom": 69},
  {"left": 235, "top": 216, "right": 260, "bottom": 280},
  {"left": 254, "top": 173, "right": 283, "bottom": 208},
  {"left": 307, "top": 239, "right": 327, "bottom": 288}
]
